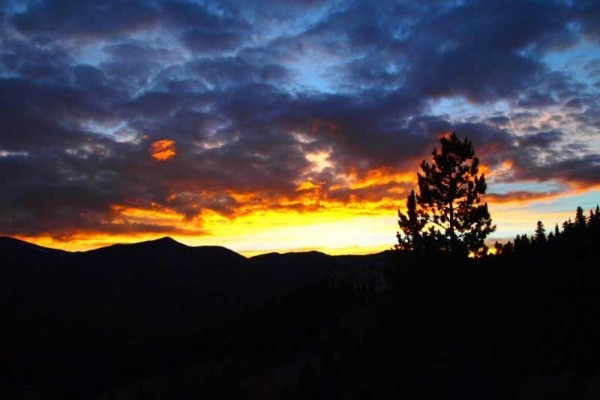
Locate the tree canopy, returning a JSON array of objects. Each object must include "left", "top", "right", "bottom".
[{"left": 396, "top": 132, "right": 495, "bottom": 257}]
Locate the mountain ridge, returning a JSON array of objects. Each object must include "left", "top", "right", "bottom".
[
  {"left": 0, "top": 233, "right": 391, "bottom": 400},
  {"left": 0, "top": 235, "right": 69, "bottom": 254},
  {"left": 0, "top": 235, "right": 386, "bottom": 258}
]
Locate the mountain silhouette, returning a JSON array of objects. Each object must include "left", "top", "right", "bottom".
[
  {"left": 84, "top": 236, "right": 247, "bottom": 269},
  {"left": 0, "top": 235, "right": 67, "bottom": 254},
  {"left": 4, "top": 230, "right": 600, "bottom": 399},
  {"left": 1, "top": 236, "right": 386, "bottom": 399}
]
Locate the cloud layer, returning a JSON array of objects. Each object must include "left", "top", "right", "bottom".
[{"left": 1, "top": 0, "right": 599, "bottom": 247}]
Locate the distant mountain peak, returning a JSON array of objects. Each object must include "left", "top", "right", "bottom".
[
  {"left": 152, "top": 236, "right": 182, "bottom": 245},
  {"left": 0, "top": 235, "right": 20, "bottom": 244},
  {"left": 0, "top": 236, "right": 66, "bottom": 254},
  {"left": 93, "top": 236, "right": 188, "bottom": 253}
]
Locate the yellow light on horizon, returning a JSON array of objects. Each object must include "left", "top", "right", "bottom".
[{"left": 9, "top": 162, "right": 600, "bottom": 257}]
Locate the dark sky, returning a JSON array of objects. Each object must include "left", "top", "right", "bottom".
[{"left": 1, "top": 0, "right": 599, "bottom": 253}]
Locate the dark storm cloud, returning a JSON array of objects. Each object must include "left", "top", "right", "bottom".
[
  {"left": 574, "top": 0, "right": 600, "bottom": 42},
  {"left": 565, "top": 97, "right": 587, "bottom": 109},
  {"left": 402, "top": 0, "right": 576, "bottom": 102},
  {"left": 0, "top": 78, "right": 112, "bottom": 151},
  {"left": 180, "top": 29, "right": 243, "bottom": 53},
  {"left": 585, "top": 59, "right": 600, "bottom": 78},
  {"left": 11, "top": 0, "right": 160, "bottom": 40},
  {"left": 514, "top": 154, "right": 600, "bottom": 186},
  {"left": 487, "top": 116, "right": 510, "bottom": 126},
  {"left": 160, "top": 0, "right": 239, "bottom": 28},
  {"left": 1, "top": 0, "right": 599, "bottom": 238},
  {"left": 519, "top": 130, "right": 564, "bottom": 148},
  {"left": 0, "top": 39, "right": 72, "bottom": 81},
  {"left": 162, "top": 1, "right": 250, "bottom": 54},
  {"left": 184, "top": 57, "right": 290, "bottom": 88},
  {"left": 0, "top": 148, "right": 122, "bottom": 235}
]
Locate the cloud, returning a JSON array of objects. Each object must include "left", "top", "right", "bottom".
[
  {"left": 11, "top": 0, "right": 159, "bottom": 41},
  {"left": 149, "top": 139, "right": 176, "bottom": 161},
  {"left": 574, "top": 0, "right": 600, "bottom": 42},
  {"left": 519, "top": 130, "right": 564, "bottom": 148},
  {"left": 518, "top": 154, "right": 600, "bottom": 186},
  {"left": 404, "top": 1, "right": 576, "bottom": 101},
  {"left": 0, "top": 0, "right": 598, "bottom": 243},
  {"left": 180, "top": 29, "right": 244, "bottom": 53},
  {"left": 486, "top": 190, "right": 563, "bottom": 204}
]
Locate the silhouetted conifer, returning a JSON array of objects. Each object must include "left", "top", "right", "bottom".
[
  {"left": 590, "top": 205, "right": 600, "bottom": 234},
  {"left": 562, "top": 218, "right": 573, "bottom": 234},
  {"left": 396, "top": 190, "right": 427, "bottom": 252},
  {"left": 494, "top": 205, "right": 600, "bottom": 278},
  {"left": 514, "top": 234, "right": 530, "bottom": 253},
  {"left": 534, "top": 221, "right": 546, "bottom": 244},
  {"left": 502, "top": 241, "right": 514, "bottom": 255},
  {"left": 575, "top": 206, "right": 587, "bottom": 229},
  {"left": 494, "top": 241, "right": 503, "bottom": 255},
  {"left": 397, "top": 133, "right": 495, "bottom": 257}
]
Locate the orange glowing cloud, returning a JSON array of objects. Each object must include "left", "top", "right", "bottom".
[
  {"left": 149, "top": 139, "right": 176, "bottom": 161},
  {"left": 486, "top": 190, "right": 563, "bottom": 205},
  {"left": 11, "top": 149, "right": 599, "bottom": 258}
]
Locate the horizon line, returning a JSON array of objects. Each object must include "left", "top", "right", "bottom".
[{"left": 1, "top": 235, "right": 391, "bottom": 258}]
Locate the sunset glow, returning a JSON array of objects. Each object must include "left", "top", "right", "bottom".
[
  {"left": 2, "top": 0, "right": 599, "bottom": 255},
  {"left": 12, "top": 167, "right": 599, "bottom": 256}
]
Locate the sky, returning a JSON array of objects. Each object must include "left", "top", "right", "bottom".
[{"left": 1, "top": 0, "right": 599, "bottom": 256}]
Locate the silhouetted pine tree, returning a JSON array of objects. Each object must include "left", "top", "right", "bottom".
[
  {"left": 502, "top": 240, "right": 514, "bottom": 255},
  {"left": 590, "top": 205, "right": 600, "bottom": 235},
  {"left": 494, "top": 241, "right": 503, "bottom": 255},
  {"left": 504, "top": 205, "right": 600, "bottom": 263},
  {"left": 562, "top": 218, "right": 573, "bottom": 235},
  {"left": 396, "top": 190, "right": 427, "bottom": 252},
  {"left": 575, "top": 206, "right": 587, "bottom": 229},
  {"left": 397, "top": 132, "right": 495, "bottom": 257},
  {"left": 514, "top": 234, "right": 530, "bottom": 254},
  {"left": 534, "top": 221, "right": 546, "bottom": 244}
]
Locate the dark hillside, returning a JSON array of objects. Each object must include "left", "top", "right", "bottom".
[
  {"left": 0, "top": 237, "right": 382, "bottom": 399},
  {"left": 3, "top": 208, "right": 600, "bottom": 400}
]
